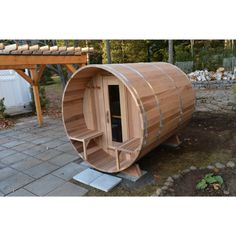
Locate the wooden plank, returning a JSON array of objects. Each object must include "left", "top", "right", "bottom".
[
  {"left": 11, "top": 44, "right": 30, "bottom": 54},
  {"left": 0, "top": 55, "right": 87, "bottom": 65},
  {"left": 40, "top": 45, "right": 49, "bottom": 51},
  {"left": 65, "top": 64, "right": 77, "bottom": 73},
  {"left": 0, "top": 65, "right": 36, "bottom": 70},
  {"left": 15, "top": 69, "right": 33, "bottom": 85},
  {"left": 50, "top": 46, "right": 58, "bottom": 51},
  {"left": 59, "top": 46, "right": 67, "bottom": 51},
  {"left": 31, "top": 68, "right": 43, "bottom": 126},
  {"left": 36, "top": 65, "right": 46, "bottom": 83},
  {"left": 4, "top": 44, "right": 18, "bottom": 52},
  {"left": 29, "top": 45, "right": 39, "bottom": 51},
  {"left": 81, "top": 47, "right": 94, "bottom": 53}
]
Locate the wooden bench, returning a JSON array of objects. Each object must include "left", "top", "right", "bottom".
[
  {"left": 69, "top": 129, "right": 103, "bottom": 160},
  {"left": 115, "top": 138, "right": 141, "bottom": 170}
]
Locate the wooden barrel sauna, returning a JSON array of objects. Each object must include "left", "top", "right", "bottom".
[{"left": 62, "top": 62, "right": 195, "bottom": 173}]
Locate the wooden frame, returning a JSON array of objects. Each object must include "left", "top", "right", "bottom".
[{"left": 0, "top": 43, "right": 91, "bottom": 126}]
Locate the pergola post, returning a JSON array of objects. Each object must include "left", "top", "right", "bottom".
[{"left": 30, "top": 66, "right": 45, "bottom": 127}]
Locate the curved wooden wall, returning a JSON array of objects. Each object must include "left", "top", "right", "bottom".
[{"left": 62, "top": 62, "right": 195, "bottom": 173}]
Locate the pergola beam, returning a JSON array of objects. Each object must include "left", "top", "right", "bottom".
[
  {"left": 64, "top": 64, "right": 77, "bottom": 74},
  {"left": 0, "top": 55, "right": 87, "bottom": 66},
  {"left": 15, "top": 69, "right": 33, "bottom": 85},
  {"left": 0, "top": 65, "right": 36, "bottom": 70}
]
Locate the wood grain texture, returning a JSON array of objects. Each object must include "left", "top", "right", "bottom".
[{"left": 62, "top": 63, "right": 195, "bottom": 173}]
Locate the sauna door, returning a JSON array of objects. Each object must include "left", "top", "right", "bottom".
[{"left": 103, "top": 76, "right": 128, "bottom": 147}]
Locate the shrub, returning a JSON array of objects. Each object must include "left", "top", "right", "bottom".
[
  {"left": 196, "top": 173, "right": 224, "bottom": 190},
  {"left": 0, "top": 97, "right": 6, "bottom": 118}
]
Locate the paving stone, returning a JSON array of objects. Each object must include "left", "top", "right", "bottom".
[
  {"left": 2, "top": 140, "right": 25, "bottom": 148},
  {"left": 59, "top": 136, "right": 69, "bottom": 142},
  {"left": 8, "top": 188, "right": 36, "bottom": 197},
  {"left": 24, "top": 174, "right": 65, "bottom": 196},
  {"left": 52, "top": 162, "right": 86, "bottom": 181},
  {"left": 31, "top": 136, "right": 55, "bottom": 145},
  {"left": 1, "top": 152, "right": 30, "bottom": 165},
  {"left": 0, "top": 161, "right": 6, "bottom": 169},
  {"left": 73, "top": 168, "right": 103, "bottom": 185},
  {"left": 155, "top": 188, "right": 162, "bottom": 196},
  {"left": 167, "top": 177, "right": 174, "bottom": 182},
  {"left": 44, "top": 139, "right": 66, "bottom": 149},
  {"left": 49, "top": 153, "right": 78, "bottom": 167},
  {"left": 117, "top": 170, "right": 147, "bottom": 182},
  {"left": 0, "top": 167, "right": 18, "bottom": 181},
  {"left": 80, "top": 161, "right": 92, "bottom": 168},
  {"left": 0, "top": 149, "right": 17, "bottom": 159},
  {"left": 90, "top": 174, "right": 122, "bottom": 192},
  {"left": 0, "top": 146, "right": 6, "bottom": 151},
  {"left": 21, "top": 134, "right": 43, "bottom": 142},
  {"left": 55, "top": 143, "right": 76, "bottom": 153},
  {"left": 0, "top": 172, "right": 34, "bottom": 195},
  {"left": 23, "top": 162, "right": 59, "bottom": 179},
  {"left": 11, "top": 142, "right": 36, "bottom": 152},
  {"left": 215, "top": 162, "right": 225, "bottom": 169},
  {"left": 190, "top": 166, "right": 197, "bottom": 171},
  {"left": 22, "top": 145, "right": 48, "bottom": 156},
  {"left": 47, "top": 182, "right": 88, "bottom": 196},
  {"left": 34, "top": 149, "right": 63, "bottom": 161},
  {"left": 226, "top": 161, "right": 235, "bottom": 168},
  {"left": 0, "top": 136, "right": 13, "bottom": 145},
  {"left": 11, "top": 157, "right": 42, "bottom": 171},
  {"left": 207, "top": 165, "right": 215, "bottom": 170},
  {"left": 172, "top": 174, "right": 180, "bottom": 180}
]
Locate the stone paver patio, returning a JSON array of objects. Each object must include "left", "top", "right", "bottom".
[{"left": 0, "top": 116, "right": 88, "bottom": 196}]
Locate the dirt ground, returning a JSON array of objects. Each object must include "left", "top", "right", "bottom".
[{"left": 163, "top": 168, "right": 236, "bottom": 196}]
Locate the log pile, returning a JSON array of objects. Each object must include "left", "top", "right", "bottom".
[
  {"left": 188, "top": 67, "right": 236, "bottom": 81},
  {"left": 0, "top": 43, "right": 94, "bottom": 55}
]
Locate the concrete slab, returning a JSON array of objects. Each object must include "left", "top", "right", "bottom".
[
  {"left": 117, "top": 170, "right": 147, "bottom": 182},
  {"left": 55, "top": 143, "right": 76, "bottom": 153},
  {"left": 31, "top": 136, "right": 55, "bottom": 145},
  {"left": 80, "top": 161, "right": 92, "bottom": 168},
  {"left": 0, "top": 136, "right": 14, "bottom": 145},
  {"left": 35, "top": 149, "right": 63, "bottom": 161},
  {"left": 90, "top": 174, "right": 122, "bottom": 192},
  {"left": 0, "top": 146, "right": 6, "bottom": 151},
  {"left": 0, "top": 167, "right": 18, "bottom": 181},
  {"left": 24, "top": 174, "right": 65, "bottom": 196},
  {"left": 1, "top": 152, "right": 30, "bottom": 165},
  {"left": 52, "top": 162, "right": 86, "bottom": 181},
  {"left": 22, "top": 145, "right": 48, "bottom": 156},
  {"left": 45, "top": 139, "right": 66, "bottom": 149},
  {"left": 0, "top": 149, "right": 17, "bottom": 159},
  {"left": 2, "top": 140, "right": 25, "bottom": 148},
  {"left": 8, "top": 188, "right": 36, "bottom": 197},
  {"left": 11, "top": 157, "right": 42, "bottom": 171},
  {"left": 47, "top": 182, "right": 88, "bottom": 196},
  {"left": 23, "top": 162, "right": 59, "bottom": 179},
  {"left": 73, "top": 168, "right": 103, "bottom": 185},
  {"left": 0, "top": 172, "right": 34, "bottom": 195},
  {"left": 49, "top": 153, "right": 78, "bottom": 166},
  {"left": 11, "top": 142, "right": 36, "bottom": 152}
]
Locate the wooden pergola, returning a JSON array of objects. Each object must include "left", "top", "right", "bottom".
[{"left": 0, "top": 43, "right": 93, "bottom": 126}]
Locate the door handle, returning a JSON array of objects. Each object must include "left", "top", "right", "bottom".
[{"left": 106, "top": 111, "right": 110, "bottom": 123}]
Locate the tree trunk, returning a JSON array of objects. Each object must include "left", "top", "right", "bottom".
[
  {"left": 105, "top": 40, "right": 112, "bottom": 63},
  {"left": 190, "top": 40, "right": 194, "bottom": 58},
  {"left": 168, "top": 40, "right": 174, "bottom": 64}
]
